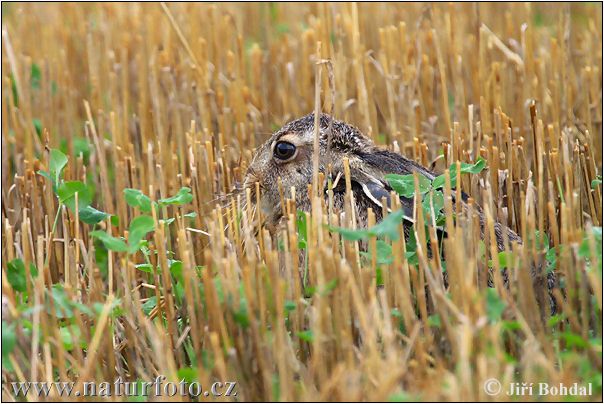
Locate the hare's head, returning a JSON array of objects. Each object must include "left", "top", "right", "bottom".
[{"left": 243, "top": 113, "right": 374, "bottom": 227}]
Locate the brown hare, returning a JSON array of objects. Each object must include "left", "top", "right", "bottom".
[
  {"left": 244, "top": 113, "right": 519, "bottom": 247},
  {"left": 243, "top": 113, "right": 555, "bottom": 314}
]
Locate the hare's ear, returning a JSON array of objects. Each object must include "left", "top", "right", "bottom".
[{"left": 348, "top": 168, "right": 416, "bottom": 224}]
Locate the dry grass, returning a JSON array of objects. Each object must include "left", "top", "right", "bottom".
[{"left": 1, "top": 2, "right": 602, "bottom": 402}]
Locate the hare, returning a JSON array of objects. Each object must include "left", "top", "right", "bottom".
[
  {"left": 243, "top": 113, "right": 555, "bottom": 314},
  {"left": 244, "top": 113, "right": 519, "bottom": 248}
]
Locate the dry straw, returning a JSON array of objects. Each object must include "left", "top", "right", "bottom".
[{"left": 1, "top": 3, "right": 602, "bottom": 402}]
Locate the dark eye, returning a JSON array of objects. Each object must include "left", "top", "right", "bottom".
[{"left": 274, "top": 141, "right": 297, "bottom": 161}]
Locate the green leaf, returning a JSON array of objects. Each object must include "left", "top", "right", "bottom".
[
  {"left": 385, "top": 173, "right": 431, "bottom": 198},
  {"left": 296, "top": 210, "right": 308, "bottom": 249},
  {"left": 433, "top": 157, "right": 487, "bottom": 189},
  {"left": 33, "top": 118, "right": 42, "bottom": 136},
  {"left": 49, "top": 149, "right": 68, "bottom": 185},
  {"left": 135, "top": 263, "right": 154, "bottom": 273},
  {"left": 432, "top": 171, "right": 456, "bottom": 190},
  {"left": 559, "top": 331, "right": 588, "bottom": 349},
  {"left": 59, "top": 325, "right": 81, "bottom": 350},
  {"left": 57, "top": 181, "right": 92, "bottom": 211},
  {"left": 330, "top": 226, "right": 370, "bottom": 241},
  {"left": 6, "top": 259, "right": 38, "bottom": 293},
  {"left": 284, "top": 300, "right": 296, "bottom": 312},
  {"left": 73, "top": 137, "right": 91, "bottom": 161},
  {"left": 501, "top": 320, "right": 521, "bottom": 331},
  {"left": 578, "top": 227, "right": 602, "bottom": 261},
  {"left": 486, "top": 289, "right": 506, "bottom": 323},
  {"left": 158, "top": 187, "right": 193, "bottom": 206},
  {"left": 330, "top": 210, "right": 404, "bottom": 241},
  {"left": 591, "top": 175, "right": 602, "bottom": 189},
  {"left": 169, "top": 260, "right": 183, "bottom": 282},
  {"left": 127, "top": 216, "right": 155, "bottom": 253},
  {"left": 361, "top": 240, "right": 393, "bottom": 265},
  {"left": 296, "top": 330, "right": 314, "bottom": 342},
  {"left": 37, "top": 170, "right": 52, "bottom": 182},
  {"left": 428, "top": 314, "right": 441, "bottom": 328},
  {"left": 459, "top": 156, "right": 486, "bottom": 174},
  {"left": 30, "top": 63, "right": 41, "bottom": 89},
  {"left": 90, "top": 230, "right": 128, "bottom": 252},
  {"left": 422, "top": 190, "right": 444, "bottom": 220},
  {"left": 142, "top": 296, "right": 157, "bottom": 315},
  {"left": 370, "top": 210, "right": 405, "bottom": 240},
  {"left": 320, "top": 278, "right": 339, "bottom": 296},
  {"left": 177, "top": 367, "right": 198, "bottom": 384},
  {"left": 124, "top": 188, "right": 153, "bottom": 213},
  {"left": 79, "top": 206, "right": 110, "bottom": 225},
  {"left": 2, "top": 321, "right": 16, "bottom": 371},
  {"left": 490, "top": 251, "right": 517, "bottom": 269},
  {"left": 184, "top": 212, "right": 197, "bottom": 219},
  {"left": 47, "top": 286, "right": 74, "bottom": 319},
  {"left": 232, "top": 292, "right": 250, "bottom": 328},
  {"left": 547, "top": 314, "right": 565, "bottom": 328},
  {"left": 405, "top": 231, "right": 419, "bottom": 265}
]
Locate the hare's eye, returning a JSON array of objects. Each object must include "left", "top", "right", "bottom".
[{"left": 274, "top": 141, "right": 297, "bottom": 161}]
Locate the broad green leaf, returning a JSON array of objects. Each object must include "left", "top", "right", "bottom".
[
  {"left": 30, "top": 63, "right": 41, "bottom": 89},
  {"left": 296, "top": 330, "right": 314, "bottom": 342},
  {"left": 320, "top": 278, "right": 339, "bottom": 296},
  {"left": 47, "top": 286, "right": 74, "bottom": 319},
  {"left": 73, "top": 137, "right": 91, "bottom": 161},
  {"left": 59, "top": 325, "right": 81, "bottom": 350},
  {"left": 169, "top": 260, "right": 183, "bottom": 282},
  {"left": 284, "top": 300, "right": 296, "bottom": 312},
  {"left": 158, "top": 187, "right": 193, "bottom": 206},
  {"left": 385, "top": 173, "right": 431, "bottom": 198},
  {"left": 57, "top": 181, "right": 92, "bottom": 212},
  {"left": 486, "top": 288, "right": 506, "bottom": 322},
  {"left": 232, "top": 291, "right": 250, "bottom": 328},
  {"left": 459, "top": 156, "right": 486, "bottom": 174},
  {"left": 49, "top": 149, "right": 68, "bottom": 185},
  {"left": 6, "top": 259, "right": 38, "bottom": 293},
  {"left": 559, "top": 331, "right": 588, "bottom": 349},
  {"left": 2, "top": 321, "right": 16, "bottom": 371},
  {"left": 330, "top": 226, "right": 370, "bottom": 241},
  {"left": 385, "top": 174, "right": 416, "bottom": 198},
  {"left": 422, "top": 190, "right": 444, "bottom": 220},
  {"left": 428, "top": 314, "right": 441, "bottom": 327},
  {"left": 177, "top": 367, "right": 198, "bottom": 384},
  {"left": 369, "top": 210, "right": 405, "bottom": 240},
  {"left": 79, "top": 206, "right": 110, "bottom": 225},
  {"left": 90, "top": 230, "right": 128, "bottom": 252},
  {"left": 135, "top": 263, "right": 153, "bottom": 273},
  {"left": 124, "top": 188, "right": 153, "bottom": 212},
  {"left": 331, "top": 208, "right": 404, "bottom": 242},
  {"left": 433, "top": 157, "right": 487, "bottom": 189},
  {"left": 489, "top": 251, "right": 517, "bottom": 269},
  {"left": 361, "top": 240, "right": 393, "bottom": 265},
  {"left": 127, "top": 215, "right": 155, "bottom": 253},
  {"left": 142, "top": 296, "right": 157, "bottom": 315},
  {"left": 432, "top": 171, "right": 456, "bottom": 190},
  {"left": 590, "top": 175, "right": 602, "bottom": 189}
]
